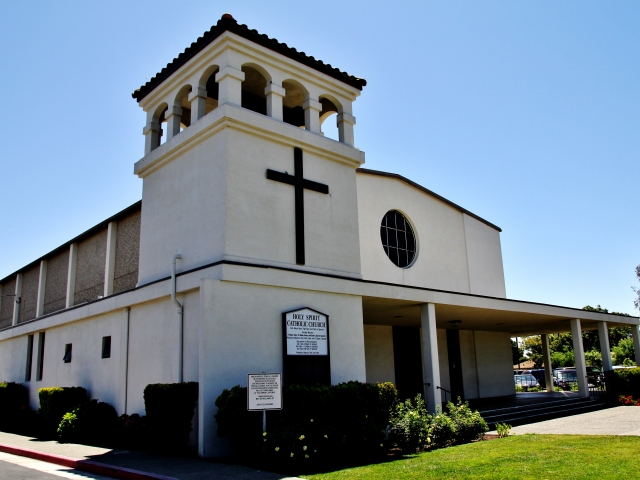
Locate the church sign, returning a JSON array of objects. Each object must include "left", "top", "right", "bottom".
[
  {"left": 285, "top": 308, "right": 328, "bottom": 356},
  {"left": 247, "top": 373, "right": 283, "bottom": 411},
  {"left": 282, "top": 307, "right": 331, "bottom": 386}
]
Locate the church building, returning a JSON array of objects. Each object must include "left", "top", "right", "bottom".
[{"left": 1, "top": 15, "right": 639, "bottom": 457}]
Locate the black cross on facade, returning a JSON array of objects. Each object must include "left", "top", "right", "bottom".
[{"left": 266, "top": 147, "right": 329, "bottom": 265}]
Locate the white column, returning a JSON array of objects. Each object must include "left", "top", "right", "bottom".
[
  {"left": 188, "top": 87, "right": 208, "bottom": 125},
  {"left": 12, "top": 273, "right": 22, "bottom": 326},
  {"left": 420, "top": 303, "right": 441, "bottom": 413},
  {"left": 215, "top": 66, "right": 244, "bottom": 107},
  {"left": 303, "top": 98, "right": 321, "bottom": 133},
  {"left": 337, "top": 112, "right": 356, "bottom": 146},
  {"left": 143, "top": 121, "right": 161, "bottom": 155},
  {"left": 165, "top": 106, "right": 182, "bottom": 140},
  {"left": 36, "top": 260, "right": 47, "bottom": 318},
  {"left": 66, "top": 243, "right": 77, "bottom": 308},
  {"left": 570, "top": 319, "right": 589, "bottom": 398},
  {"left": 104, "top": 222, "right": 117, "bottom": 297},
  {"left": 541, "top": 334, "right": 554, "bottom": 392},
  {"left": 597, "top": 321, "right": 613, "bottom": 371},
  {"left": 631, "top": 325, "right": 640, "bottom": 367},
  {"left": 265, "top": 83, "right": 285, "bottom": 121}
]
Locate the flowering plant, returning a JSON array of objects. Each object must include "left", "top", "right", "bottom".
[{"left": 618, "top": 395, "right": 640, "bottom": 406}]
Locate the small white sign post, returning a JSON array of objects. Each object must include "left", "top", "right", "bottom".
[{"left": 247, "top": 373, "right": 282, "bottom": 437}]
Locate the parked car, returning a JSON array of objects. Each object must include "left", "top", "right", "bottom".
[
  {"left": 514, "top": 374, "right": 539, "bottom": 391},
  {"left": 553, "top": 369, "right": 578, "bottom": 390},
  {"left": 553, "top": 367, "right": 603, "bottom": 390},
  {"left": 529, "top": 369, "right": 547, "bottom": 389}
]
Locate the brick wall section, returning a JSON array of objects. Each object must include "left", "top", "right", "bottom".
[
  {"left": 44, "top": 248, "right": 69, "bottom": 315},
  {"left": 74, "top": 229, "right": 107, "bottom": 305},
  {"left": 0, "top": 278, "right": 16, "bottom": 328},
  {"left": 114, "top": 210, "right": 141, "bottom": 294},
  {"left": 19, "top": 265, "right": 40, "bottom": 323}
]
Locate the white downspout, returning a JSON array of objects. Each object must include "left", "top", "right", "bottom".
[{"left": 172, "top": 254, "right": 183, "bottom": 383}]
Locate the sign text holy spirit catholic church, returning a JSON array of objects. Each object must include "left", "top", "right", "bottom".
[{"left": 283, "top": 308, "right": 331, "bottom": 385}]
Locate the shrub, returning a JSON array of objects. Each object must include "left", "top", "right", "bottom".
[
  {"left": 144, "top": 382, "right": 198, "bottom": 449},
  {"left": 57, "top": 399, "right": 118, "bottom": 445},
  {"left": 0, "top": 382, "right": 30, "bottom": 433},
  {"left": 495, "top": 423, "right": 511, "bottom": 437},
  {"left": 606, "top": 367, "right": 640, "bottom": 399},
  {"left": 428, "top": 411, "right": 456, "bottom": 448},
  {"left": 444, "top": 400, "right": 488, "bottom": 444},
  {"left": 388, "top": 395, "right": 430, "bottom": 453},
  {"left": 38, "top": 387, "right": 87, "bottom": 438},
  {"left": 115, "top": 413, "right": 147, "bottom": 449},
  {"left": 215, "top": 381, "right": 397, "bottom": 462}
]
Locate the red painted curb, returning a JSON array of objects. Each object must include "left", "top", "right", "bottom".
[{"left": 0, "top": 443, "right": 178, "bottom": 480}]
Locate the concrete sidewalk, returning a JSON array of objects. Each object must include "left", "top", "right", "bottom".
[
  {"left": 507, "top": 406, "right": 640, "bottom": 436},
  {"left": 0, "top": 431, "right": 301, "bottom": 480}
]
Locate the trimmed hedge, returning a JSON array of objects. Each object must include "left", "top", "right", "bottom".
[
  {"left": 606, "top": 367, "right": 640, "bottom": 399},
  {"left": 144, "top": 382, "right": 198, "bottom": 449},
  {"left": 38, "top": 387, "right": 87, "bottom": 437},
  {"left": 215, "top": 381, "right": 397, "bottom": 462},
  {"left": 57, "top": 399, "right": 118, "bottom": 445},
  {"left": 0, "top": 382, "right": 30, "bottom": 433}
]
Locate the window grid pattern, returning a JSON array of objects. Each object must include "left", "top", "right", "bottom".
[{"left": 380, "top": 210, "right": 416, "bottom": 268}]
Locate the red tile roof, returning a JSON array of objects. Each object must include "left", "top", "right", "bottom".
[{"left": 132, "top": 14, "right": 367, "bottom": 102}]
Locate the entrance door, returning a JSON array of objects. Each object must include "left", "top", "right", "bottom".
[
  {"left": 446, "top": 329, "right": 464, "bottom": 401},
  {"left": 392, "top": 327, "right": 424, "bottom": 401}
]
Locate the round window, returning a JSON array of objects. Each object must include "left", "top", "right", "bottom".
[{"left": 380, "top": 210, "right": 417, "bottom": 268}]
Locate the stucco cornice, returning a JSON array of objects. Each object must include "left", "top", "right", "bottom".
[{"left": 134, "top": 104, "right": 365, "bottom": 178}]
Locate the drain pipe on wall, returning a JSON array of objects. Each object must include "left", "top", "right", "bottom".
[{"left": 172, "top": 254, "right": 183, "bottom": 383}]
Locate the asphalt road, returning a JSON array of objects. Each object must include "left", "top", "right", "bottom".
[{"left": 0, "top": 452, "right": 112, "bottom": 480}]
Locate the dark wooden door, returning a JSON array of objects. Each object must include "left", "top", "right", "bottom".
[
  {"left": 446, "top": 329, "right": 464, "bottom": 402},
  {"left": 392, "top": 327, "right": 424, "bottom": 401}
]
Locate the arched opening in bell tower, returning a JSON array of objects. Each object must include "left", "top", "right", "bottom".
[
  {"left": 241, "top": 65, "right": 268, "bottom": 116},
  {"left": 201, "top": 65, "right": 220, "bottom": 115},
  {"left": 319, "top": 96, "right": 340, "bottom": 141},
  {"left": 282, "top": 80, "right": 306, "bottom": 128}
]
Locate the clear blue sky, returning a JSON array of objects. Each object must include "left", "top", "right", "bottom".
[{"left": 0, "top": 1, "right": 638, "bottom": 314}]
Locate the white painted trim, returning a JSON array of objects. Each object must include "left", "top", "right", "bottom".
[
  {"left": 65, "top": 243, "right": 78, "bottom": 308},
  {"left": 12, "top": 273, "right": 22, "bottom": 326},
  {"left": 36, "top": 260, "right": 47, "bottom": 317},
  {"left": 104, "top": 222, "right": 118, "bottom": 297}
]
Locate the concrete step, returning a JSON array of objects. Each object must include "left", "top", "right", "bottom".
[
  {"left": 483, "top": 399, "right": 609, "bottom": 429},
  {"left": 478, "top": 396, "right": 591, "bottom": 418}
]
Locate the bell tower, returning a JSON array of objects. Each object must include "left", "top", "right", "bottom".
[{"left": 131, "top": 14, "right": 367, "bottom": 285}]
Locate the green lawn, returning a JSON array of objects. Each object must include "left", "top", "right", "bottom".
[{"left": 302, "top": 435, "right": 640, "bottom": 479}]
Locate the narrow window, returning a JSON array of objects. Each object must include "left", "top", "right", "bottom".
[
  {"left": 25, "top": 335, "right": 34, "bottom": 381},
  {"left": 36, "top": 332, "right": 45, "bottom": 381},
  {"left": 102, "top": 336, "right": 111, "bottom": 359},
  {"left": 63, "top": 343, "right": 72, "bottom": 363}
]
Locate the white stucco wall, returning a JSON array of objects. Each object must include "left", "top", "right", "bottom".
[
  {"left": 356, "top": 174, "right": 506, "bottom": 297},
  {"left": 463, "top": 215, "right": 506, "bottom": 297},
  {"left": 363, "top": 325, "right": 395, "bottom": 384},
  {"left": 475, "top": 331, "right": 514, "bottom": 398},
  {"left": 223, "top": 126, "right": 362, "bottom": 276},
  {"left": 199, "top": 279, "right": 365, "bottom": 457},
  {"left": 137, "top": 130, "right": 229, "bottom": 285}
]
